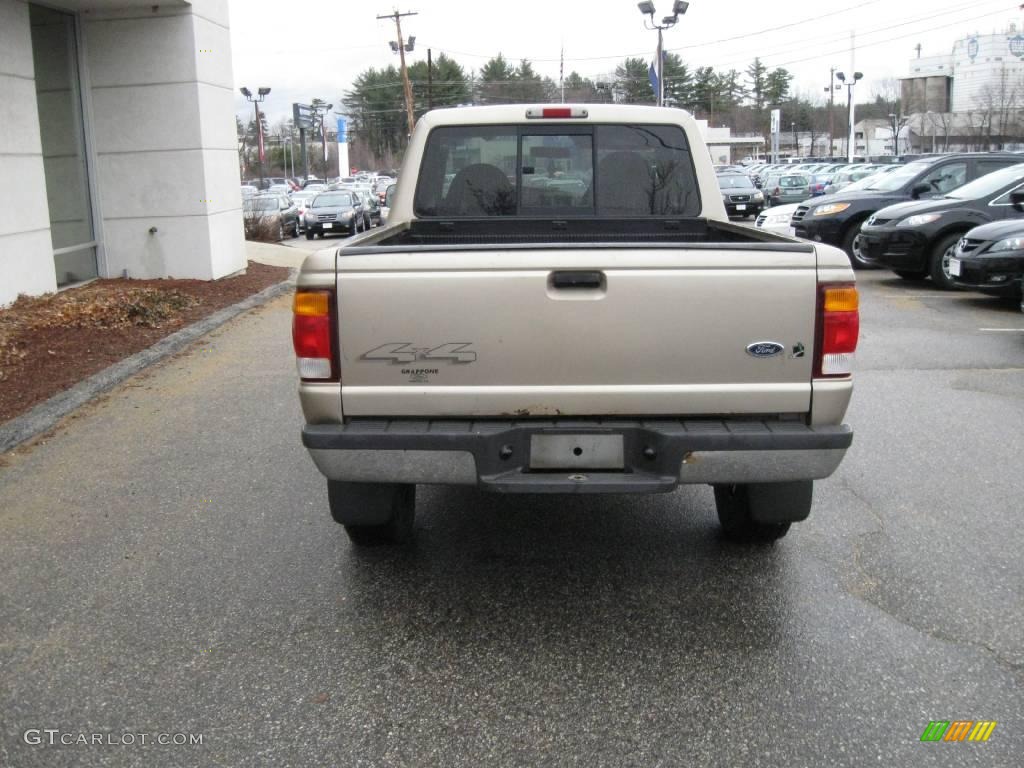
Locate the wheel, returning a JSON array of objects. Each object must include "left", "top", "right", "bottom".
[
  {"left": 277, "top": 222, "right": 284, "bottom": 241},
  {"left": 929, "top": 232, "right": 965, "bottom": 290},
  {"left": 305, "top": 231, "right": 314, "bottom": 240},
  {"left": 893, "top": 269, "right": 927, "bottom": 280},
  {"left": 713, "top": 481, "right": 813, "bottom": 543},
  {"left": 328, "top": 481, "right": 416, "bottom": 546},
  {"left": 841, "top": 223, "right": 875, "bottom": 270},
  {"left": 291, "top": 220, "right": 299, "bottom": 237},
  {"left": 350, "top": 218, "right": 359, "bottom": 236}
]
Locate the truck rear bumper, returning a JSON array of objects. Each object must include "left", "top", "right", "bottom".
[{"left": 302, "top": 418, "right": 852, "bottom": 493}]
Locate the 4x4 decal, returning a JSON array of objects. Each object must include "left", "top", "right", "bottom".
[{"left": 360, "top": 343, "right": 477, "bottom": 364}]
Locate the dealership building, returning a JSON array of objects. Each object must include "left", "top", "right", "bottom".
[{"left": 0, "top": 0, "right": 244, "bottom": 306}]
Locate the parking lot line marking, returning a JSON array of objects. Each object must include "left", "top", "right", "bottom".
[
  {"left": 893, "top": 294, "right": 978, "bottom": 299},
  {"left": 978, "top": 328, "right": 1024, "bottom": 332}
]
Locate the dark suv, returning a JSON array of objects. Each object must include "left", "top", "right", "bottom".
[{"left": 790, "top": 153, "right": 1020, "bottom": 268}]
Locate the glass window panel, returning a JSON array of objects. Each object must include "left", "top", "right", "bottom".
[{"left": 30, "top": 4, "right": 96, "bottom": 284}]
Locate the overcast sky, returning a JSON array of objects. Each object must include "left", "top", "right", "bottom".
[{"left": 229, "top": 0, "right": 1024, "bottom": 123}]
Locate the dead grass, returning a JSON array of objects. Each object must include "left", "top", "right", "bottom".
[{"left": 0, "top": 286, "right": 199, "bottom": 378}]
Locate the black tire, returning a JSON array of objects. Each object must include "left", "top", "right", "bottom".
[
  {"left": 928, "top": 232, "right": 965, "bottom": 290},
  {"left": 893, "top": 269, "right": 927, "bottom": 280},
  {"left": 713, "top": 483, "right": 807, "bottom": 543},
  {"left": 841, "top": 222, "right": 875, "bottom": 270},
  {"left": 328, "top": 481, "right": 416, "bottom": 546},
  {"left": 350, "top": 218, "right": 359, "bottom": 236},
  {"left": 305, "top": 231, "right": 314, "bottom": 240},
  {"left": 292, "top": 220, "right": 299, "bottom": 237}
]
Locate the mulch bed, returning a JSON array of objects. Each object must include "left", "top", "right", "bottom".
[{"left": 0, "top": 261, "right": 290, "bottom": 424}]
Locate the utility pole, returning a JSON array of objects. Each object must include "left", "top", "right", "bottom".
[
  {"left": 427, "top": 48, "right": 433, "bottom": 110},
  {"left": 379, "top": 10, "right": 418, "bottom": 136},
  {"left": 825, "top": 67, "right": 837, "bottom": 159}
]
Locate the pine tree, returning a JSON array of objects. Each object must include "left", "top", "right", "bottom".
[{"left": 614, "top": 57, "right": 653, "bottom": 104}]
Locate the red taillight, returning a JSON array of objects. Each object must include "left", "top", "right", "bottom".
[
  {"left": 292, "top": 290, "right": 337, "bottom": 381},
  {"left": 815, "top": 284, "right": 859, "bottom": 377}
]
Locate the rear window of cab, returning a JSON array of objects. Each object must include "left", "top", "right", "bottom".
[{"left": 414, "top": 124, "right": 701, "bottom": 218}]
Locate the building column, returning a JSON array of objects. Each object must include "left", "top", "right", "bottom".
[
  {"left": 81, "top": 0, "right": 244, "bottom": 281},
  {"left": 0, "top": 0, "right": 58, "bottom": 306}
]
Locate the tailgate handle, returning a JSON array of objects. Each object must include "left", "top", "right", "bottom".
[{"left": 551, "top": 270, "right": 604, "bottom": 290}]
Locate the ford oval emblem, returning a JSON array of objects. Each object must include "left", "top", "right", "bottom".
[{"left": 746, "top": 341, "right": 785, "bottom": 358}]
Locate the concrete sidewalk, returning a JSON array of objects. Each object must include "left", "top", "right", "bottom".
[{"left": 246, "top": 240, "right": 315, "bottom": 269}]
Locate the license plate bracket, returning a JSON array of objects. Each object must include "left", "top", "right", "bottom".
[{"left": 529, "top": 434, "right": 625, "bottom": 470}]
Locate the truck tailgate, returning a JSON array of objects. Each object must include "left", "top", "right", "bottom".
[{"left": 336, "top": 247, "right": 817, "bottom": 417}]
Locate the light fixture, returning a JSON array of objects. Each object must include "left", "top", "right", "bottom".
[
  {"left": 637, "top": 1, "right": 655, "bottom": 15},
  {"left": 258, "top": 87, "right": 271, "bottom": 96},
  {"left": 672, "top": 0, "right": 688, "bottom": 14},
  {"left": 239, "top": 87, "right": 252, "bottom": 97}
]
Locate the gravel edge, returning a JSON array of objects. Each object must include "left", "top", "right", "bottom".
[{"left": 0, "top": 272, "right": 296, "bottom": 455}]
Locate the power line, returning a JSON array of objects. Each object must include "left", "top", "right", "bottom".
[{"left": 422, "top": 0, "right": 888, "bottom": 63}]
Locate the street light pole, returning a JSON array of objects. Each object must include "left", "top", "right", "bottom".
[
  {"left": 636, "top": 1, "right": 688, "bottom": 107},
  {"left": 791, "top": 121, "right": 797, "bottom": 159},
  {"left": 835, "top": 71, "right": 862, "bottom": 163},
  {"left": 824, "top": 67, "right": 838, "bottom": 159},
  {"left": 888, "top": 112, "right": 899, "bottom": 157},
  {"left": 240, "top": 86, "right": 271, "bottom": 188}
]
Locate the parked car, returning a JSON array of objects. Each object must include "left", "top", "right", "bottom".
[
  {"left": 243, "top": 194, "right": 299, "bottom": 239},
  {"left": 240, "top": 184, "right": 258, "bottom": 199},
  {"left": 858, "top": 162, "right": 1024, "bottom": 288},
  {"left": 808, "top": 172, "right": 835, "bottom": 197},
  {"left": 291, "top": 191, "right": 318, "bottom": 233},
  {"left": 267, "top": 184, "right": 293, "bottom": 198},
  {"left": 822, "top": 165, "right": 884, "bottom": 196},
  {"left": 303, "top": 190, "right": 366, "bottom": 239},
  {"left": 949, "top": 215, "right": 1024, "bottom": 298},
  {"left": 792, "top": 153, "right": 1021, "bottom": 268},
  {"left": 754, "top": 203, "right": 801, "bottom": 236},
  {"left": 945, "top": 189, "right": 1024, "bottom": 298},
  {"left": 380, "top": 183, "right": 396, "bottom": 225},
  {"left": 301, "top": 177, "right": 324, "bottom": 189},
  {"left": 763, "top": 172, "right": 811, "bottom": 206},
  {"left": 717, "top": 173, "right": 764, "bottom": 218},
  {"left": 355, "top": 189, "right": 381, "bottom": 227}
]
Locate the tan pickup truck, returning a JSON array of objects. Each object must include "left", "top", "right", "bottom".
[{"left": 292, "top": 105, "right": 858, "bottom": 545}]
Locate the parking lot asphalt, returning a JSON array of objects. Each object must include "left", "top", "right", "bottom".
[{"left": 1, "top": 270, "right": 1022, "bottom": 767}]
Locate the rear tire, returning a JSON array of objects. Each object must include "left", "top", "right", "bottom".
[
  {"left": 713, "top": 481, "right": 813, "bottom": 543},
  {"left": 929, "top": 232, "right": 965, "bottom": 290},
  {"left": 841, "top": 223, "right": 875, "bottom": 270},
  {"left": 328, "top": 481, "right": 416, "bottom": 546},
  {"left": 305, "top": 231, "right": 314, "bottom": 240}
]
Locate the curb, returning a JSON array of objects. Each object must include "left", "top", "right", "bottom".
[{"left": 0, "top": 272, "right": 296, "bottom": 455}]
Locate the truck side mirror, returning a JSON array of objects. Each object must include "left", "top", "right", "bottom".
[
  {"left": 910, "top": 182, "right": 931, "bottom": 199},
  {"left": 1011, "top": 190, "right": 1024, "bottom": 213}
]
